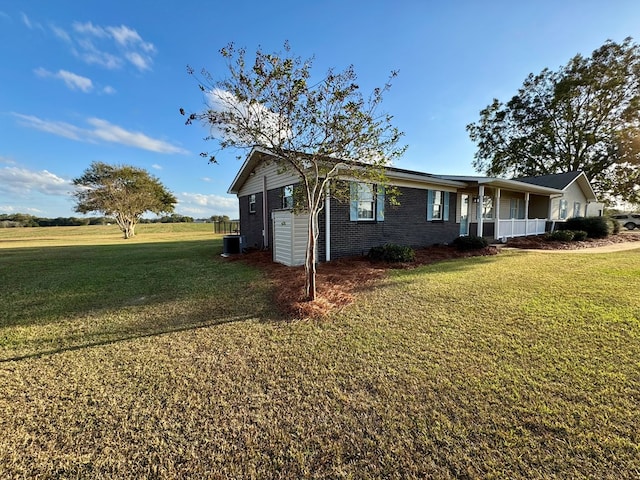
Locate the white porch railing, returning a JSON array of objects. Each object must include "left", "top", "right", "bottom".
[{"left": 497, "top": 218, "right": 547, "bottom": 239}]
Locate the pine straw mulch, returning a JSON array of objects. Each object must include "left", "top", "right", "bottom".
[
  {"left": 227, "top": 245, "right": 499, "bottom": 319},
  {"left": 505, "top": 231, "right": 640, "bottom": 250}
]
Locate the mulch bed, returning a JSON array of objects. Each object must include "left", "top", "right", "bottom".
[
  {"left": 505, "top": 232, "right": 640, "bottom": 250},
  {"left": 229, "top": 232, "right": 639, "bottom": 318},
  {"left": 228, "top": 245, "right": 499, "bottom": 319}
]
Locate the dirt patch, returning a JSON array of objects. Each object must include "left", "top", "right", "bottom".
[{"left": 229, "top": 245, "right": 498, "bottom": 319}]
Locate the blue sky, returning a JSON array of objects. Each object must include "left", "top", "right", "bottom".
[{"left": 1, "top": 1, "right": 639, "bottom": 219}]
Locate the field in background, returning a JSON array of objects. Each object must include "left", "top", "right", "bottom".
[{"left": 1, "top": 224, "right": 639, "bottom": 478}]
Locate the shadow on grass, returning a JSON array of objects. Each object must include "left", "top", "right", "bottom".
[
  {"left": 0, "top": 239, "right": 261, "bottom": 328},
  {"left": 0, "top": 306, "right": 266, "bottom": 363},
  {"left": 1, "top": 238, "right": 277, "bottom": 361}
]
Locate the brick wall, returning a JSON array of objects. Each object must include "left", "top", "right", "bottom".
[
  {"left": 239, "top": 192, "right": 264, "bottom": 249},
  {"left": 326, "top": 185, "right": 460, "bottom": 259},
  {"left": 239, "top": 187, "right": 289, "bottom": 250}
]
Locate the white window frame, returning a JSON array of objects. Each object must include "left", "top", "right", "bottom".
[
  {"left": 282, "top": 185, "right": 294, "bottom": 209},
  {"left": 559, "top": 199, "right": 568, "bottom": 220},
  {"left": 431, "top": 191, "right": 444, "bottom": 220},
  {"left": 482, "top": 196, "right": 494, "bottom": 220},
  {"left": 349, "top": 182, "right": 384, "bottom": 222},
  {"left": 573, "top": 201, "right": 581, "bottom": 218},
  {"left": 509, "top": 198, "right": 524, "bottom": 219},
  {"left": 249, "top": 194, "right": 256, "bottom": 214},
  {"left": 355, "top": 183, "right": 375, "bottom": 221}
]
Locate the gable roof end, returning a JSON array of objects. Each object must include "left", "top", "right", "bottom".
[{"left": 516, "top": 171, "right": 597, "bottom": 202}]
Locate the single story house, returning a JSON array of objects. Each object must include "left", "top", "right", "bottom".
[{"left": 228, "top": 148, "right": 602, "bottom": 266}]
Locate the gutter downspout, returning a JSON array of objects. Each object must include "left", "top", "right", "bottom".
[
  {"left": 262, "top": 175, "right": 268, "bottom": 248},
  {"left": 325, "top": 183, "right": 331, "bottom": 262}
]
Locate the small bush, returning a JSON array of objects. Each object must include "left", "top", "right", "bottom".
[
  {"left": 565, "top": 216, "right": 610, "bottom": 239},
  {"left": 368, "top": 243, "right": 415, "bottom": 262},
  {"left": 549, "top": 229, "right": 575, "bottom": 241},
  {"left": 452, "top": 235, "right": 489, "bottom": 251},
  {"left": 608, "top": 218, "right": 621, "bottom": 235},
  {"left": 572, "top": 230, "right": 588, "bottom": 241}
]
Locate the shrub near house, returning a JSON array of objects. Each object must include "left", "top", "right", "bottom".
[{"left": 564, "top": 216, "right": 611, "bottom": 239}]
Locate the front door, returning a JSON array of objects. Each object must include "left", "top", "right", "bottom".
[{"left": 460, "top": 194, "right": 470, "bottom": 236}]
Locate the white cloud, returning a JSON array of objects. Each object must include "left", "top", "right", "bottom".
[
  {"left": 13, "top": 113, "right": 189, "bottom": 155},
  {"left": 207, "top": 88, "right": 290, "bottom": 145},
  {"left": 125, "top": 51, "right": 151, "bottom": 71},
  {"left": 35, "top": 67, "right": 94, "bottom": 92},
  {"left": 152, "top": 164, "right": 162, "bottom": 170},
  {"left": 20, "top": 12, "right": 43, "bottom": 30},
  {"left": 0, "top": 205, "right": 43, "bottom": 214},
  {"left": 13, "top": 113, "right": 82, "bottom": 140},
  {"left": 73, "top": 21, "right": 107, "bottom": 37},
  {"left": 102, "top": 85, "right": 116, "bottom": 95},
  {"left": 73, "top": 38, "right": 123, "bottom": 70},
  {"left": 0, "top": 166, "right": 71, "bottom": 197},
  {"left": 50, "top": 24, "right": 71, "bottom": 42},
  {"left": 0, "top": 156, "right": 17, "bottom": 166},
  {"left": 177, "top": 192, "right": 239, "bottom": 218},
  {"left": 201, "top": 177, "right": 212, "bottom": 182},
  {"left": 86, "top": 118, "right": 188, "bottom": 154},
  {"left": 69, "top": 21, "right": 156, "bottom": 72},
  {"left": 106, "top": 25, "right": 154, "bottom": 52}
]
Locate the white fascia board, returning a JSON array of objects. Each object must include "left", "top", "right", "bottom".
[{"left": 385, "top": 170, "right": 467, "bottom": 189}]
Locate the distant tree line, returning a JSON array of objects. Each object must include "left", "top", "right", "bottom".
[
  {"left": 0, "top": 214, "right": 113, "bottom": 228},
  {"left": 0, "top": 213, "right": 234, "bottom": 228}
]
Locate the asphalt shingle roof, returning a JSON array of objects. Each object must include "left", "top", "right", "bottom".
[{"left": 516, "top": 171, "right": 583, "bottom": 190}]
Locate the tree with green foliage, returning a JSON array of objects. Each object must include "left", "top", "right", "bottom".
[
  {"left": 182, "top": 42, "right": 405, "bottom": 301},
  {"left": 73, "top": 162, "right": 177, "bottom": 239},
  {"left": 467, "top": 37, "right": 640, "bottom": 204}
]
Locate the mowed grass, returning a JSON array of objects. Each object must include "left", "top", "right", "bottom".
[
  {"left": 0, "top": 224, "right": 271, "bottom": 359},
  {"left": 1, "top": 225, "right": 639, "bottom": 478}
]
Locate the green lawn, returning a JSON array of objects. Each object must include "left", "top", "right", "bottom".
[{"left": 1, "top": 225, "right": 639, "bottom": 478}]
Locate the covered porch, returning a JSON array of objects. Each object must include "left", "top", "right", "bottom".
[{"left": 442, "top": 177, "right": 564, "bottom": 241}]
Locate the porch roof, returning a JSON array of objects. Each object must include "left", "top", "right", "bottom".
[{"left": 432, "top": 175, "right": 564, "bottom": 195}]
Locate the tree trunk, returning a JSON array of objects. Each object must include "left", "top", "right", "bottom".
[
  {"left": 304, "top": 212, "right": 317, "bottom": 301},
  {"left": 119, "top": 217, "right": 136, "bottom": 239}
]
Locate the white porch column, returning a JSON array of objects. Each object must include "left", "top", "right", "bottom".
[
  {"left": 325, "top": 183, "right": 331, "bottom": 262},
  {"left": 477, "top": 185, "right": 485, "bottom": 237},
  {"left": 495, "top": 188, "right": 501, "bottom": 240},
  {"left": 524, "top": 192, "right": 530, "bottom": 236}
]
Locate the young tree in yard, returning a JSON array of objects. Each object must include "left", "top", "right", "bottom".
[
  {"left": 467, "top": 37, "right": 640, "bottom": 204},
  {"left": 73, "top": 162, "right": 177, "bottom": 239},
  {"left": 182, "top": 42, "right": 405, "bottom": 301}
]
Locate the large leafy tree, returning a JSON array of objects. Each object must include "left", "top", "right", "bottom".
[
  {"left": 73, "top": 162, "right": 177, "bottom": 239},
  {"left": 467, "top": 37, "right": 640, "bottom": 204},
  {"left": 182, "top": 42, "right": 405, "bottom": 301}
]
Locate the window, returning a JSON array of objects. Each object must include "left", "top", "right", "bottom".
[
  {"left": 559, "top": 199, "right": 568, "bottom": 219},
  {"left": 509, "top": 198, "right": 525, "bottom": 219},
  {"left": 249, "top": 194, "right": 256, "bottom": 214},
  {"left": 573, "top": 201, "right": 581, "bottom": 218},
  {"left": 482, "top": 196, "right": 493, "bottom": 220},
  {"left": 282, "top": 185, "right": 294, "bottom": 209},
  {"left": 427, "top": 190, "right": 450, "bottom": 221},
  {"left": 349, "top": 182, "right": 385, "bottom": 221}
]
